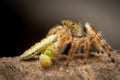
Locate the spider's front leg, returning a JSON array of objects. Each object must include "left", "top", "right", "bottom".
[
  {"left": 74, "top": 38, "right": 90, "bottom": 65},
  {"left": 53, "top": 31, "right": 72, "bottom": 61},
  {"left": 66, "top": 37, "right": 80, "bottom": 65},
  {"left": 83, "top": 38, "right": 90, "bottom": 64}
]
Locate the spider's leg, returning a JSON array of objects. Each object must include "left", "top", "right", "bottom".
[
  {"left": 102, "top": 39, "right": 113, "bottom": 52},
  {"left": 95, "top": 36, "right": 115, "bottom": 62},
  {"left": 66, "top": 37, "right": 80, "bottom": 65},
  {"left": 91, "top": 33, "right": 113, "bottom": 54},
  {"left": 90, "top": 39, "right": 104, "bottom": 54},
  {"left": 85, "top": 22, "right": 115, "bottom": 62},
  {"left": 82, "top": 38, "right": 90, "bottom": 64},
  {"left": 53, "top": 31, "right": 72, "bottom": 60},
  {"left": 84, "top": 23, "right": 105, "bottom": 54}
]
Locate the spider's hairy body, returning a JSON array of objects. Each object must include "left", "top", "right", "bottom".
[
  {"left": 47, "top": 19, "right": 114, "bottom": 65},
  {"left": 61, "top": 19, "right": 83, "bottom": 36},
  {"left": 20, "top": 19, "right": 115, "bottom": 69}
]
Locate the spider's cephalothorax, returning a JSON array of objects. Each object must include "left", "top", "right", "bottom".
[
  {"left": 20, "top": 19, "right": 115, "bottom": 69},
  {"left": 61, "top": 19, "right": 83, "bottom": 36}
]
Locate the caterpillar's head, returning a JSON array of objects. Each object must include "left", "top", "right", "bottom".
[{"left": 39, "top": 54, "right": 52, "bottom": 69}]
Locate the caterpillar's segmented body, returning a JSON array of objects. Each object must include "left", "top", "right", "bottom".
[
  {"left": 20, "top": 34, "right": 57, "bottom": 59},
  {"left": 42, "top": 41, "right": 59, "bottom": 58}
]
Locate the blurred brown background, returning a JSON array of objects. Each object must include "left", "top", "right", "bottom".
[{"left": 0, "top": 0, "right": 120, "bottom": 57}]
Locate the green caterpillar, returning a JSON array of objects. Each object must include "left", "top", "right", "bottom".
[
  {"left": 39, "top": 41, "right": 59, "bottom": 69},
  {"left": 20, "top": 34, "right": 57, "bottom": 59}
]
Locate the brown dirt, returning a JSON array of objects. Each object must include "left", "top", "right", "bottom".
[{"left": 0, "top": 50, "right": 120, "bottom": 80}]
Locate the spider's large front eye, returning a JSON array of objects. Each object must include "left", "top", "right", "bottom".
[{"left": 61, "top": 19, "right": 73, "bottom": 26}]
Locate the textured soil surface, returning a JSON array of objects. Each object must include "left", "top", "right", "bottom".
[{"left": 0, "top": 50, "right": 120, "bottom": 80}]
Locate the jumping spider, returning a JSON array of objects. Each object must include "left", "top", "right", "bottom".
[
  {"left": 47, "top": 19, "right": 115, "bottom": 65},
  {"left": 21, "top": 19, "right": 115, "bottom": 68}
]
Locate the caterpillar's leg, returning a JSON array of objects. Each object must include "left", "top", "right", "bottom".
[{"left": 66, "top": 37, "right": 80, "bottom": 65}]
